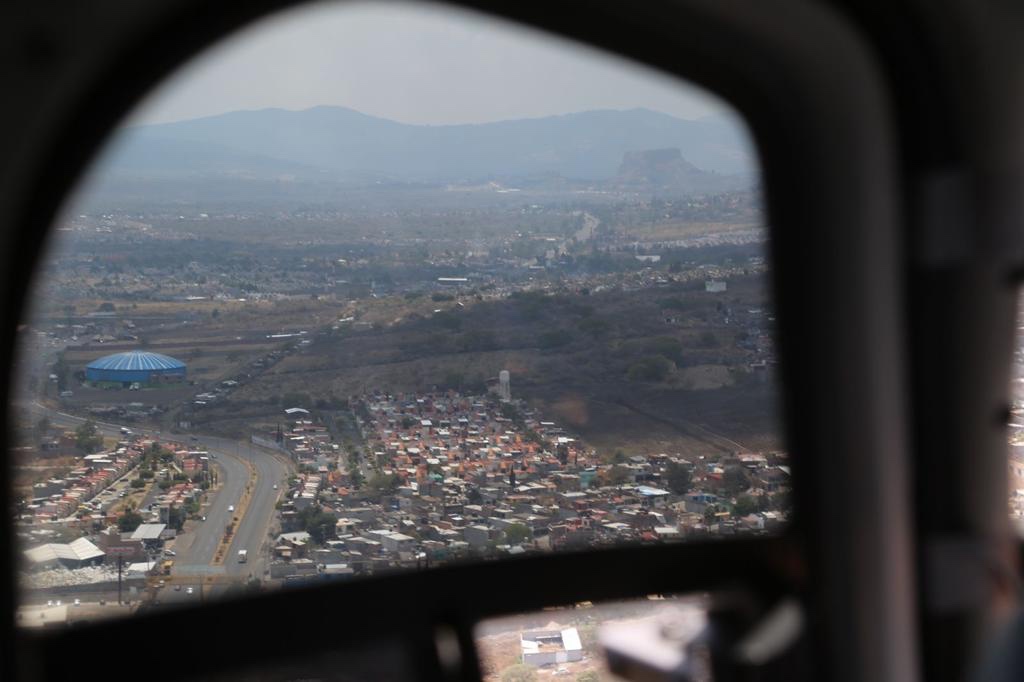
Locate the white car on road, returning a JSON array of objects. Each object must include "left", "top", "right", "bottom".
[{"left": 228, "top": 505, "right": 235, "bottom": 512}]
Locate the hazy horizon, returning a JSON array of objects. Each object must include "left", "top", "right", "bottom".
[
  {"left": 130, "top": 103, "right": 734, "bottom": 130},
  {"left": 128, "top": 0, "right": 731, "bottom": 128}
]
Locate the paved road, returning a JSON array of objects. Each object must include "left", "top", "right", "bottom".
[
  {"left": 28, "top": 402, "right": 132, "bottom": 441},
  {"left": 25, "top": 402, "right": 290, "bottom": 582},
  {"left": 184, "top": 436, "right": 288, "bottom": 579},
  {"left": 170, "top": 440, "right": 249, "bottom": 575}
]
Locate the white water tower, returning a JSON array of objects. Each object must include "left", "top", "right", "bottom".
[{"left": 499, "top": 370, "right": 511, "bottom": 402}]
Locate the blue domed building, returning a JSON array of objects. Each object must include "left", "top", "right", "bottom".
[{"left": 85, "top": 350, "right": 186, "bottom": 386}]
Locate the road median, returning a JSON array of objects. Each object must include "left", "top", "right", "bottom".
[{"left": 212, "top": 447, "right": 257, "bottom": 566}]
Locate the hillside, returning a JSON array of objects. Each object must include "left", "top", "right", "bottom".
[
  {"left": 93, "top": 106, "right": 755, "bottom": 184},
  {"left": 204, "top": 276, "right": 780, "bottom": 456},
  {"left": 614, "top": 148, "right": 744, "bottom": 193}
]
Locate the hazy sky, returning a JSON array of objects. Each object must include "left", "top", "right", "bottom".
[{"left": 130, "top": 0, "right": 730, "bottom": 127}]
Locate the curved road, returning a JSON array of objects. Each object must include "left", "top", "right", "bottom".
[
  {"left": 26, "top": 402, "right": 290, "bottom": 584},
  {"left": 186, "top": 436, "right": 288, "bottom": 579}
]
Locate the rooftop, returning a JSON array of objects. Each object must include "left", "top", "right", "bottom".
[
  {"left": 24, "top": 537, "right": 104, "bottom": 564},
  {"left": 86, "top": 350, "right": 185, "bottom": 372},
  {"left": 130, "top": 523, "right": 167, "bottom": 541}
]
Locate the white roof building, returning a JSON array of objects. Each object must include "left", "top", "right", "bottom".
[
  {"left": 23, "top": 537, "right": 105, "bottom": 568},
  {"left": 521, "top": 627, "right": 584, "bottom": 667},
  {"left": 130, "top": 523, "right": 167, "bottom": 541},
  {"left": 125, "top": 561, "right": 157, "bottom": 576}
]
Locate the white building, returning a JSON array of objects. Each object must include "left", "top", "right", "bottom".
[
  {"left": 381, "top": 532, "right": 416, "bottom": 554},
  {"left": 498, "top": 370, "right": 511, "bottom": 402},
  {"left": 521, "top": 628, "right": 584, "bottom": 667},
  {"left": 23, "top": 537, "right": 105, "bottom": 570}
]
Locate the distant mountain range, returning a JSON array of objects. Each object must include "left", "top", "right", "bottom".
[{"left": 93, "top": 106, "right": 755, "bottom": 188}]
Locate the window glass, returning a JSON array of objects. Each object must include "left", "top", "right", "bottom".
[
  {"left": 475, "top": 597, "right": 708, "bottom": 681},
  {"left": 12, "top": 0, "right": 784, "bottom": 623}
]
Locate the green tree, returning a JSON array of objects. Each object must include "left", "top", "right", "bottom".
[
  {"left": 500, "top": 664, "right": 538, "bottom": 682},
  {"left": 734, "top": 494, "right": 760, "bottom": 516},
  {"left": 665, "top": 461, "right": 692, "bottom": 495},
  {"left": 605, "top": 465, "right": 631, "bottom": 486},
  {"left": 348, "top": 468, "right": 364, "bottom": 489},
  {"left": 75, "top": 420, "right": 103, "bottom": 453},
  {"left": 765, "top": 493, "right": 786, "bottom": 511},
  {"left": 503, "top": 523, "right": 531, "bottom": 545},
  {"left": 52, "top": 353, "right": 70, "bottom": 391},
  {"left": 500, "top": 402, "right": 523, "bottom": 423},
  {"left": 646, "top": 336, "right": 683, "bottom": 362},
  {"left": 118, "top": 509, "right": 143, "bottom": 532},
  {"left": 298, "top": 507, "right": 337, "bottom": 545},
  {"left": 723, "top": 466, "right": 751, "bottom": 494},
  {"left": 167, "top": 505, "right": 186, "bottom": 530},
  {"left": 626, "top": 355, "right": 673, "bottom": 382},
  {"left": 367, "top": 472, "right": 402, "bottom": 496},
  {"left": 34, "top": 416, "right": 50, "bottom": 442}
]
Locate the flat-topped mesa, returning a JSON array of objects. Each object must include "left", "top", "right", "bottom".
[{"left": 616, "top": 148, "right": 703, "bottom": 186}]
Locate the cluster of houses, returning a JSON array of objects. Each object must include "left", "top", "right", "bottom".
[
  {"left": 266, "top": 390, "right": 790, "bottom": 582},
  {"left": 281, "top": 408, "right": 334, "bottom": 460},
  {"left": 22, "top": 444, "right": 144, "bottom": 522},
  {"left": 252, "top": 407, "right": 338, "bottom": 464},
  {"left": 23, "top": 521, "right": 174, "bottom": 574},
  {"left": 19, "top": 434, "right": 208, "bottom": 577}
]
